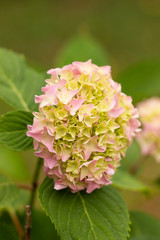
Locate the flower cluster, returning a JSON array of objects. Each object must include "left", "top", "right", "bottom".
[
  {"left": 136, "top": 97, "right": 160, "bottom": 162},
  {"left": 27, "top": 60, "right": 140, "bottom": 193}
]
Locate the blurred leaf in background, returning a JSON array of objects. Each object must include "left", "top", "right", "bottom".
[
  {"left": 129, "top": 211, "right": 160, "bottom": 239},
  {"left": 0, "top": 211, "right": 18, "bottom": 240},
  {"left": 0, "top": 144, "right": 30, "bottom": 181},
  {"left": 120, "top": 139, "right": 141, "bottom": 172},
  {"left": 0, "top": 48, "right": 45, "bottom": 112},
  {"left": 0, "top": 210, "right": 59, "bottom": 240},
  {"left": 0, "top": 175, "right": 20, "bottom": 208},
  {"left": 112, "top": 169, "right": 148, "bottom": 192},
  {"left": 118, "top": 60, "right": 160, "bottom": 104},
  {"left": 55, "top": 35, "right": 110, "bottom": 67}
]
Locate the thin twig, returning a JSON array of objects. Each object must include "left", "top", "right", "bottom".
[
  {"left": 25, "top": 205, "right": 31, "bottom": 240},
  {"left": 8, "top": 207, "right": 24, "bottom": 239},
  {"left": 17, "top": 183, "right": 33, "bottom": 191},
  {"left": 29, "top": 157, "right": 43, "bottom": 209}
]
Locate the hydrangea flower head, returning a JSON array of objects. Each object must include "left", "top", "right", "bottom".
[
  {"left": 136, "top": 97, "right": 160, "bottom": 162},
  {"left": 27, "top": 60, "right": 140, "bottom": 193}
]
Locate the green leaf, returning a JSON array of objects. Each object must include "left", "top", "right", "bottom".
[
  {"left": 0, "top": 144, "right": 30, "bottom": 181},
  {"left": 56, "top": 35, "right": 110, "bottom": 67},
  {"left": 0, "top": 110, "right": 33, "bottom": 151},
  {"left": 120, "top": 139, "right": 141, "bottom": 171},
  {"left": 129, "top": 211, "right": 160, "bottom": 239},
  {"left": 31, "top": 209, "right": 60, "bottom": 240},
  {"left": 112, "top": 169, "right": 148, "bottom": 192},
  {"left": 39, "top": 177, "right": 130, "bottom": 240},
  {"left": 130, "top": 237, "right": 160, "bottom": 240},
  {"left": 0, "top": 48, "right": 45, "bottom": 111},
  {"left": 0, "top": 175, "right": 19, "bottom": 208},
  {"left": 11, "top": 189, "right": 29, "bottom": 210},
  {"left": 118, "top": 60, "right": 160, "bottom": 104},
  {"left": 0, "top": 209, "right": 60, "bottom": 240},
  {"left": 0, "top": 212, "right": 18, "bottom": 240}
]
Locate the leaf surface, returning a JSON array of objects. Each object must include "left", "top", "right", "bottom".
[
  {"left": 0, "top": 111, "right": 33, "bottom": 151},
  {"left": 0, "top": 144, "right": 30, "bottom": 180},
  {"left": 112, "top": 169, "right": 148, "bottom": 192},
  {"left": 39, "top": 177, "right": 130, "bottom": 240},
  {"left": 0, "top": 175, "right": 19, "bottom": 208},
  {"left": 118, "top": 60, "right": 160, "bottom": 104},
  {"left": 129, "top": 211, "right": 160, "bottom": 239},
  {"left": 56, "top": 35, "right": 110, "bottom": 67},
  {"left": 0, "top": 48, "right": 44, "bottom": 111}
]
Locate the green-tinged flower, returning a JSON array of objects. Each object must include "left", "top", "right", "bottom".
[
  {"left": 136, "top": 97, "right": 160, "bottom": 162},
  {"left": 27, "top": 60, "right": 140, "bottom": 193}
]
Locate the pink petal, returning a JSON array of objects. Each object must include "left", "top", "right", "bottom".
[
  {"left": 54, "top": 181, "right": 67, "bottom": 190},
  {"left": 108, "top": 95, "right": 118, "bottom": 111},
  {"left": 108, "top": 107, "right": 124, "bottom": 118},
  {"left": 86, "top": 182, "right": 100, "bottom": 193},
  {"left": 83, "top": 136, "right": 105, "bottom": 160},
  {"left": 69, "top": 98, "right": 85, "bottom": 116},
  {"left": 44, "top": 157, "right": 58, "bottom": 169}
]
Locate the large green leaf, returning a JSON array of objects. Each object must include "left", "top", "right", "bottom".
[
  {"left": 129, "top": 211, "right": 160, "bottom": 239},
  {"left": 0, "top": 175, "right": 20, "bottom": 208},
  {"left": 56, "top": 35, "right": 110, "bottom": 67},
  {"left": 112, "top": 169, "right": 148, "bottom": 192},
  {"left": 118, "top": 60, "right": 160, "bottom": 104},
  {"left": 31, "top": 210, "right": 60, "bottom": 240},
  {"left": 39, "top": 177, "right": 130, "bottom": 240},
  {"left": 0, "top": 111, "right": 33, "bottom": 151},
  {"left": 0, "top": 144, "right": 30, "bottom": 181},
  {"left": 0, "top": 48, "right": 44, "bottom": 111}
]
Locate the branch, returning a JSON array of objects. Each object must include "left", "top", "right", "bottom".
[
  {"left": 8, "top": 207, "right": 24, "bottom": 239},
  {"left": 25, "top": 205, "right": 31, "bottom": 240},
  {"left": 29, "top": 157, "right": 43, "bottom": 209},
  {"left": 17, "top": 183, "right": 33, "bottom": 191}
]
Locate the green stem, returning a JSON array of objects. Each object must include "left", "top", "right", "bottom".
[{"left": 29, "top": 157, "right": 43, "bottom": 209}]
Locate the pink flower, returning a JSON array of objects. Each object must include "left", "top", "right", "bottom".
[
  {"left": 136, "top": 97, "right": 160, "bottom": 162},
  {"left": 27, "top": 60, "right": 139, "bottom": 193}
]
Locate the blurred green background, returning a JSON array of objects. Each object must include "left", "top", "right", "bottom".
[
  {"left": 0, "top": 0, "right": 160, "bottom": 73},
  {"left": 0, "top": 0, "right": 160, "bottom": 225}
]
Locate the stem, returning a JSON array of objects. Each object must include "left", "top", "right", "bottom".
[
  {"left": 25, "top": 205, "right": 31, "bottom": 240},
  {"left": 29, "top": 157, "right": 43, "bottom": 209},
  {"left": 8, "top": 207, "right": 24, "bottom": 239}
]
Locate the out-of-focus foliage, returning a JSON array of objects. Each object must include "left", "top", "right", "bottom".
[
  {"left": 0, "top": 210, "right": 60, "bottom": 240},
  {"left": 0, "top": 212, "right": 18, "bottom": 240},
  {"left": 55, "top": 35, "right": 110, "bottom": 67},
  {"left": 0, "top": 48, "right": 44, "bottom": 112},
  {"left": 120, "top": 140, "right": 141, "bottom": 171},
  {"left": 129, "top": 211, "right": 160, "bottom": 239},
  {"left": 112, "top": 169, "right": 148, "bottom": 192},
  {"left": 0, "top": 144, "right": 30, "bottom": 181},
  {"left": 0, "top": 175, "right": 20, "bottom": 208},
  {"left": 118, "top": 60, "right": 160, "bottom": 104}
]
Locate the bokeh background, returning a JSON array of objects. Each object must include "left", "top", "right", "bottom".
[{"left": 0, "top": 0, "right": 160, "bottom": 226}]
